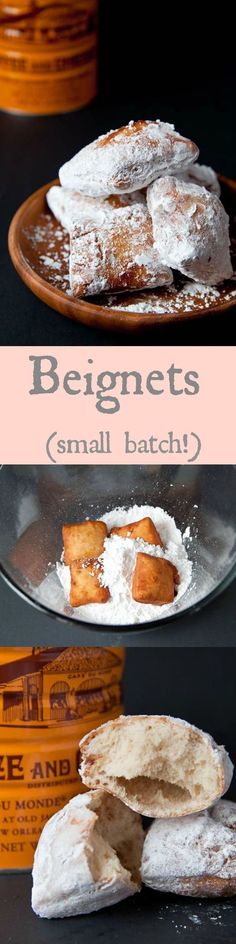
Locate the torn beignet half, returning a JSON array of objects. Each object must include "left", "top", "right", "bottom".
[
  {"left": 141, "top": 800, "right": 236, "bottom": 897},
  {"left": 79, "top": 715, "right": 233, "bottom": 819},
  {"left": 46, "top": 185, "right": 146, "bottom": 233},
  {"left": 62, "top": 520, "right": 108, "bottom": 565},
  {"left": 110, "top": 516, "right": 163, "bottom": 546},
  {"left": 32, "top": 790, "right": 144, "bottom": 918},
  {"left": 147, "top": 176, "right": 232, "bottom": 285},
  {"left": 69, "top": 204, "right": 173, "bottom": 296},
  {"left": 70, "top": 559, "right": 110, "bottom": 607},
  {"left": 132, "top": 553, "right": 179, "bottom": 604},
  {"left": 59, "top": 119, "right": 199, "bottom": 196}
]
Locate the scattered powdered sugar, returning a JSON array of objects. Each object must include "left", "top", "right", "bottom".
[
  {"left": 23, "top": 216, "right": 71, "bottom": 295},
  {"left": 181, "top": 282, "right": 220, "bottom": 298},
  {"left": 153, "top": 899, "right": 235, "bottom": 935},
  {"left": 39, "top": 254, "right": 61, "bottom": 271},
  {"left": 104, "top": 277, "right": 236, "bottom": 314},
  {"left": 56, "top": 504, "right": 192, "bottom": 625},
  {"left": 23, "top": 204, "right": 236, "bottom": 315},
  {"left": 182, "top": 525, "right": 191, "bottom": 541}
]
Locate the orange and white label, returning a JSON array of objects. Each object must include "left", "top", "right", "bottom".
[{"left": 0, "top": 646, "right": 124, "bottom": 870}]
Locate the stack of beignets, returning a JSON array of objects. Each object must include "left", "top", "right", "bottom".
[
  {"left": 62, "top": 515, "right": 179, "bottom": 608},
  {"left": 47, "top": 118, "right": 232, "bottom": 295},
  {"left": 31, "top": 716, "right": 235, "bottom": 917}
]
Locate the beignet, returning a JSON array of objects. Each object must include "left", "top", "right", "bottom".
[
  {"left": 132, "top": 553, "right": 178, "bottom": 604},
  {"left": 142, "top": 800, "right": 236, "bottom": 897},
  {"left": 147, "top": 176, "right": 232, "bottom": 284},
  {"left": 70, "top": 558, "right": 109, "bottom": 607},
  {"left": 46, "top": 184, "right": 145, "bottom": 233},
  {"left": 70, "top": 204, "right": 173, "bottom": 296},
  {"left": 111, "top": 516, "right": 163, "bottom": 546},
  {"left": 59, "top": 119, "right": 199, "bottom": 197},
  {"left": 62, "top": 520, "right": 108, "bottom": 565}
]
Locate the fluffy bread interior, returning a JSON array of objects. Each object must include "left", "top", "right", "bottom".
[
  {"left": 80, "top": 717, "right": 223, "bottom": 816},
  {"left": 89, "top": 792, "right": 143, "bottom": 885}
]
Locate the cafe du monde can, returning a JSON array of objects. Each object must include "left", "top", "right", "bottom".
[{"left": 0, "top": 646, "right": 125, "bottom": 869}]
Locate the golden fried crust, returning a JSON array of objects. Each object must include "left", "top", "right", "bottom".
[
  {"left": 96, "top": 121, "right": 151, "bottom": 148},
  {"left": 172, "top": 874, "right": 236, "bottom": 897},
  {"left": 70, "top": 559, "right": 110, "bottom": 607},
  {"left": 70, "top": 205, "right": 173, "bottom": 297},
  {"left": 62, "top": 520, "right": 108, "bottom": 565},
  {"left": 111, "top": 517, "right": 163, "bottom": 547},
  {"left": 132, "top": 553, "right": 179, "bottom": 604}
]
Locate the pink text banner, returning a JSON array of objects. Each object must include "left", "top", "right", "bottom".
[{"left": 0, "top": 347, "right": 235, "bottom": 464}]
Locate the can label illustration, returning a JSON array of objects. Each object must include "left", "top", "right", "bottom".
[
  {"left": 0, "top": 1, "right": 98, "bottom": 114},
  {"left": 0, "top": 647, "right": 125, "bottom": 869}
]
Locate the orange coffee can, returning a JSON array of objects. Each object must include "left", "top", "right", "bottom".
[
  {"left": 0, "top": 646, "right": 125, "bottom": 870},
  {"left": 0, "top": 1, "right": 98, "bottom": 114}
]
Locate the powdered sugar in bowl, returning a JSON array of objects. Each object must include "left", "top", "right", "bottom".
[{"left": 0, "top": 466, "right": 236, "bottom": 634}]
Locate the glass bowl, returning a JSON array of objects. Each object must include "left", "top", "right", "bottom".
[{"left": 0, "top": 465, "right": 236, "bottom": 632}]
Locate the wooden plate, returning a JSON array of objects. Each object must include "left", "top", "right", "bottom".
[{"left": 8, "top": 176, "right": 236, "bottom": 333}]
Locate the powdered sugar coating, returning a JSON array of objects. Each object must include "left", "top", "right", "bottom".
[
  {"left": 147, "top": 176, "right": 232, "bottom": 285},
  {"left": 177, "top": 163, "right": 221, "bottom": 196},
  {"left": 70, "top": 204, "right": 173, "bottom": 296},
  {"left": 59, "top": 119, "right": 199, "bottom": 197},
  {"left": 211, "top": 799, "right": 236, "bottom": 830},
  {"left": 57, "top": 503, "right": 192, "bottom": 625},
  {"left": 32, "top": 790, "right": 143, "bottom": 918},
  {"left": 142, "top": 799, "right": 236, "bottom": 897},
  {"left": 46, "top": 185, "right": 146, "bottom": 233}
]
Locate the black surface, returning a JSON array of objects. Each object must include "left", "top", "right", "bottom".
[
  {"left": 1, "top": 876, "right": 236, "bottom": 944},
  {"left": 1, "top": 647, "right": 236, "bottom": 943},
  {"left": 1, "top": 1, "right": 236, "bottom": 345},
  {"left": 0, "top": 564, "right": 236, "bottom": 646}
]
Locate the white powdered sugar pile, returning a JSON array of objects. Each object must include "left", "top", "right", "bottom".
[{"left": 56, "top": 504, "right": 192, "bottom": 625}]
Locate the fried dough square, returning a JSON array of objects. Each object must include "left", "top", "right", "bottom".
[
  {"left": 70, "top": 559, "right": 110, "bottom": 607},
  {"left": 111, "top": 516, "right": 163, "bottom": 546},
  {"left": 69, "top": 205, "right": 173, "bottom": 297},
  {"left": 132, "top": 553, "right": 179, "bottom": 605},
  {"left": 62, "top": 520, "right": 108, "bottom": 565}
]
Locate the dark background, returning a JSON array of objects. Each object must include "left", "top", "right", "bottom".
[
  {"left": 1, "top": 1, "right": 235, "bottom": 345},
  {"left": 125, "top": 648, "right": 236, "bottom": 789},
  {"left": 1, "top": 647, "right": 236, "bottom": 944}
]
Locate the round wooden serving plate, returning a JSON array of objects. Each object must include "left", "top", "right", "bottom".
[{"left": 8, "top": 175, "right": 236, "bottom": 333}]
